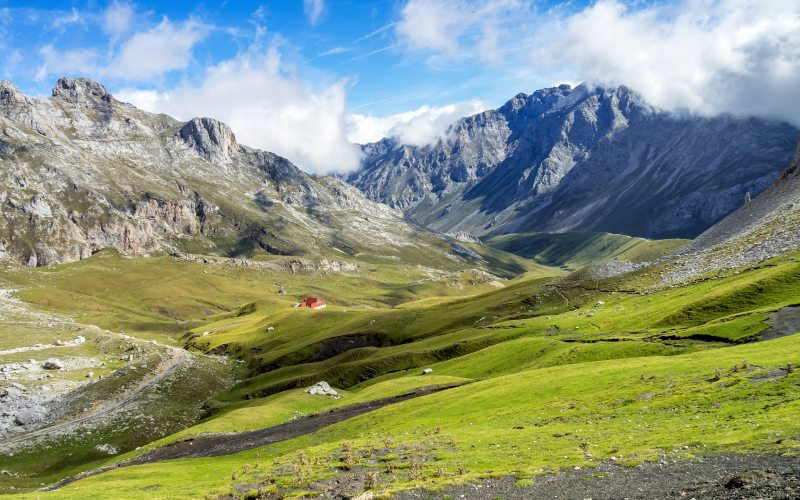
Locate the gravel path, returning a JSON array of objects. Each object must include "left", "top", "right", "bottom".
[
  {"left": 395, "top": 454, "right": 800, "bottom": 499},
  {"left": 761, "top": 306, "right": 800, "bottom": 341}
]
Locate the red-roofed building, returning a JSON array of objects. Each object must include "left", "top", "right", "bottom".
[{"left": 294, "top": 297, "right": 327, "bottom": 309}]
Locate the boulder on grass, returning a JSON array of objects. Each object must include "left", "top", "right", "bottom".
[
  {"left": 42, "top": 358, "right": 63, "bottom": 370},
  {"left": 306, "top": 381, "right": 341, "bottom": 399}
]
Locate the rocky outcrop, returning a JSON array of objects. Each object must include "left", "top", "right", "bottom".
[
  {"left": 51, "top": 77, "right": 114, "bottom": 105},
  {"left": 349, "top": 84, "right": 799, "bottom": 240},
  {"left": 306, "top": 381, "right": 341, "bottom": 399},
  {"left": 177, "top": 117, "right": 238, "bottom": 164}
]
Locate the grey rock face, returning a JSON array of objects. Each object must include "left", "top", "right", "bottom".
[
  {"left": 51, "top": 77, "right": 114, "bottom": 104},
  {"left": 177, "top": 117, "right": 238, "bottom": 164},
  {"left": 349, "top": 84, "right": 798, "bottom": 239}
]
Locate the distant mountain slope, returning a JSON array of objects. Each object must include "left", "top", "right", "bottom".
[
  {"left": 662, "top": 143, "right": 800, "bottom": 283},
  {"left": 0, "top": 78, "right": 469, "bottom": 269},
  {"left": 485, "top": 231, "right": 687, "bottom": 270},
  {"left": 348, "top": 84, "right": 798, "bottom": 239}
]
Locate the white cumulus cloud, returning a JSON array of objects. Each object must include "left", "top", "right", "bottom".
[
  {"left": 106, "top": 18, "right": 207, "bottom": 80},
  {"left": 547, "top": 0, "right": 800, "bottom": 124},
  {"left": 347, "top": 100, "right": 487, "bottom": 146},
  {"left": 116, "top": 41, "right": 361, "bottom": 174}
]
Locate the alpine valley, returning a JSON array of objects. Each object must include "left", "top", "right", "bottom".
[{"left": 1, "top": 74, "right": 799, "bottom": 500}]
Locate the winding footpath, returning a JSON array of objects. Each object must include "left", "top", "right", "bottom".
[{"left": 44, "top": 383, "right": 469, "bottom": 491}]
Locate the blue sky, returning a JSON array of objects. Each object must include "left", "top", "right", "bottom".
[
  {"left": 1, "top": 1, "right": 581, "bottom": 114},
  {"left": 0, "top": 1, "right": 796, "bottom": 173}
]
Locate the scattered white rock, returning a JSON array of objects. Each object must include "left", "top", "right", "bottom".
[
  {"left": 95, "top": 443, "right": 118, "bottom": 455},
  {"left": 422, "top": 368, "right": 433, "bottom": 375}
]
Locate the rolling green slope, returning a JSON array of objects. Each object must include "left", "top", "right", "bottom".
[
  {"left": 485, "top": 231, "right": 688, "bottom": 269},
  {"left": 30, "top": 300, "right": 800, "bottom": 499}
]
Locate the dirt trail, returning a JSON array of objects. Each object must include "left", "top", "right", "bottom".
[
  {"left": 0, "top": 336, "right": 86, "bottom": 356},
  {"left": 44, "top": 383, "right": 468, "bottom": 491}
]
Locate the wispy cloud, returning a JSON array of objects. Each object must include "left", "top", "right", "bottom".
[
  {"left": 103, "top": 1, "right": 134, "bottom": 36},
  {"left": 105, "top": 18, "right": 207, "bottom": 79},
  {"left": 35, "top": 17, "right": 208, "bottom": 83},
  {"left": 395, "top": 0, "right": 527, "bottom": 63},
  {"left": 303, "top": 0, "right": 324, "bottom": 26},
  {"left": 341, "top": 42, "right": 407, "bottom": 64},
  {"left": 51, "top": 7, "right": 84, "bottom": 31},
  {"left": 353, "top": 22, "right": 397, "bottom": 44},
  {"left": 319, "top": 46, "right": 350, "bottom": 57}
]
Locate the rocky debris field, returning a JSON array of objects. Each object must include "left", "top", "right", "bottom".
[
  {"left": 0, "top": 355, "right": 103, "bottom": 435},
  {"left": 395, "top": 454, "right": 800, "bottom": 500}
]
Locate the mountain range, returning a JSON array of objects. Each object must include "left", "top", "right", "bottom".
[
  {"left": 0, "top": 78, "right": 471, "bottom": 268},
  {"left": 1, "top": 78, "right": 798, "bottom": 270},
  {"left": 348, "top": 84, "right": 798, "bottom": 239}
]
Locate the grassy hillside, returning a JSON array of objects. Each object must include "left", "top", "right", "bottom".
[
  {"left": 26, "top": 271, "right": 800, "bottom": 498},
  {"left": 2, "top": 247, "right": 799, "bottom": 497},
  {"left": 485, "top": 231, "right": 688, "bottom": 270}
]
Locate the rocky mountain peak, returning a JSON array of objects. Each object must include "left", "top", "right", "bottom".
[
  {"left": 0, "top": 80, "right": 23, "bottom": 102},
  {"left": 177, "top": 117, "right": 239, "bottom": 163},
  {"left": 51, "top": 77, "right": 114, "bottom": 104}
]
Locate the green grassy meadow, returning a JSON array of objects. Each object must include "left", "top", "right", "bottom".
[{"left": 1, "top": 246, "right": 799, "bottom": 498}]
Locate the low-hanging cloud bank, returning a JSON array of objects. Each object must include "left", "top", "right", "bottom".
[
  {"left": 347, "top": 100, "right": 487, "bottom": 146},
  {"left": 543, "top": 0, "right": 800, "bottom": 125}
]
